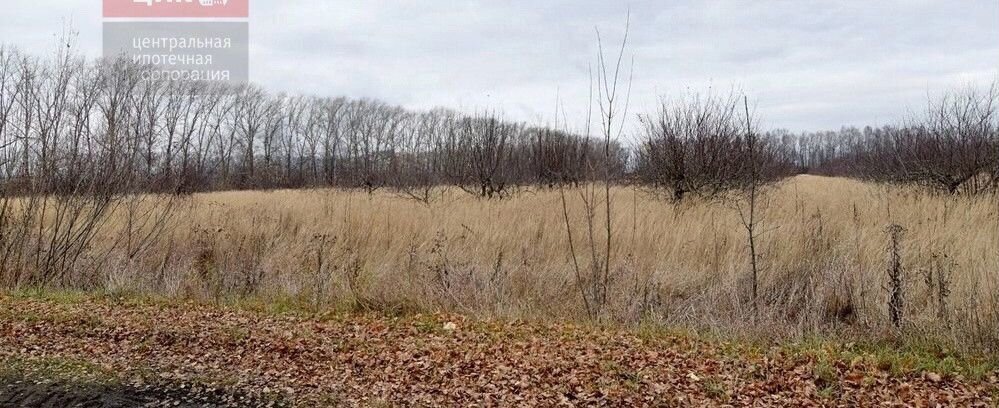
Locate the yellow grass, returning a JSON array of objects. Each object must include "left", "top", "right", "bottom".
[{"left": 98, "top": 175, "right": 999, "bottom": 345}]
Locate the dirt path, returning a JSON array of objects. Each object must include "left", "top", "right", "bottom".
[
  {"left": 0, "top": 295, "right": 995, "bottom": 407},
  {"left": 0, "top": 375, "right": 272, "bottom": 407}
]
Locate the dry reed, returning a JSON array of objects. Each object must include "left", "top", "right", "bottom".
[{"left": 59, "top": 176, "right": 999, "bottom": 349}]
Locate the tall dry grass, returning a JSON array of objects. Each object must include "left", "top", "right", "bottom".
[{"left": 59, "top": 176, "right": 999, "bottom": 348}]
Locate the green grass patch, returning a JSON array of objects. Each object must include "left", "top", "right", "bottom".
[
  {"left": 0, "top": 356, "right": 118, "bottom": 385},
  {"left": 783, "top": 337, "right": 998, "bottom": 381}
]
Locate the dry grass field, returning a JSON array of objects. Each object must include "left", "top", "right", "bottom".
[
  {"left": 4, "top": 4, "right": 998, "bottom": 404},
  {"left": 89, "top": 175, "right": 999, "bottom": 350}
]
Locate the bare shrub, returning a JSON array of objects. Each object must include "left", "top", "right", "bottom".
[{"left": 636, "top": 91, "right": 747, "bottom": 201}]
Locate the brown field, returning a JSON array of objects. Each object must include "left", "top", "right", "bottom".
[{"left": 85, "top": 175, "right": 999, "bottom": 349}]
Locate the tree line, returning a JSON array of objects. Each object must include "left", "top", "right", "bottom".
[
  {"left": 0, "top": 46, "right": 624, "bottom": 200},
  {"left": 1, "top": 45, "right": 996, "bottom": 201},
  {"left": 633, "top": 86, "right": 999, "bottom": 200},
  {"left": 788, "top": 86, "right": 999, "bottom": 195}
]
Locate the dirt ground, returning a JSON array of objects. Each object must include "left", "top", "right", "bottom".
[
  {"left": 0, "top": 375, "right": 279, "bottom": 407},
  {"left": 0, "top": 294, "right": 996, "bottom": 406}
]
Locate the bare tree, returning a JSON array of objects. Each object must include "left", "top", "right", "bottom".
[
  {"left": 560, "top": 14, "right": 633, "bottom": 320},
  {"left": 0, "top": 44, "right": 631, "bottom": 198},
  {"left": 637, "top": 91, "right": 748, "bottom": 201},
  {"left": 852, "top": 85, "right": 999, "bottom": 194}
]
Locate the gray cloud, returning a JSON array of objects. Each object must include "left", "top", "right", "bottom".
[{"left": 1, "top": 0, "right": 997, "bottom": 132}]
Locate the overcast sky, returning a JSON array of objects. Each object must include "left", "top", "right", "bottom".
[{"left": 2, "top": 0, "right": 997, "bottom": 133}]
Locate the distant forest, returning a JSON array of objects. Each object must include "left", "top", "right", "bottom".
[{"left": 1, "top": 46, "right": 997, "bottom": 199}]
